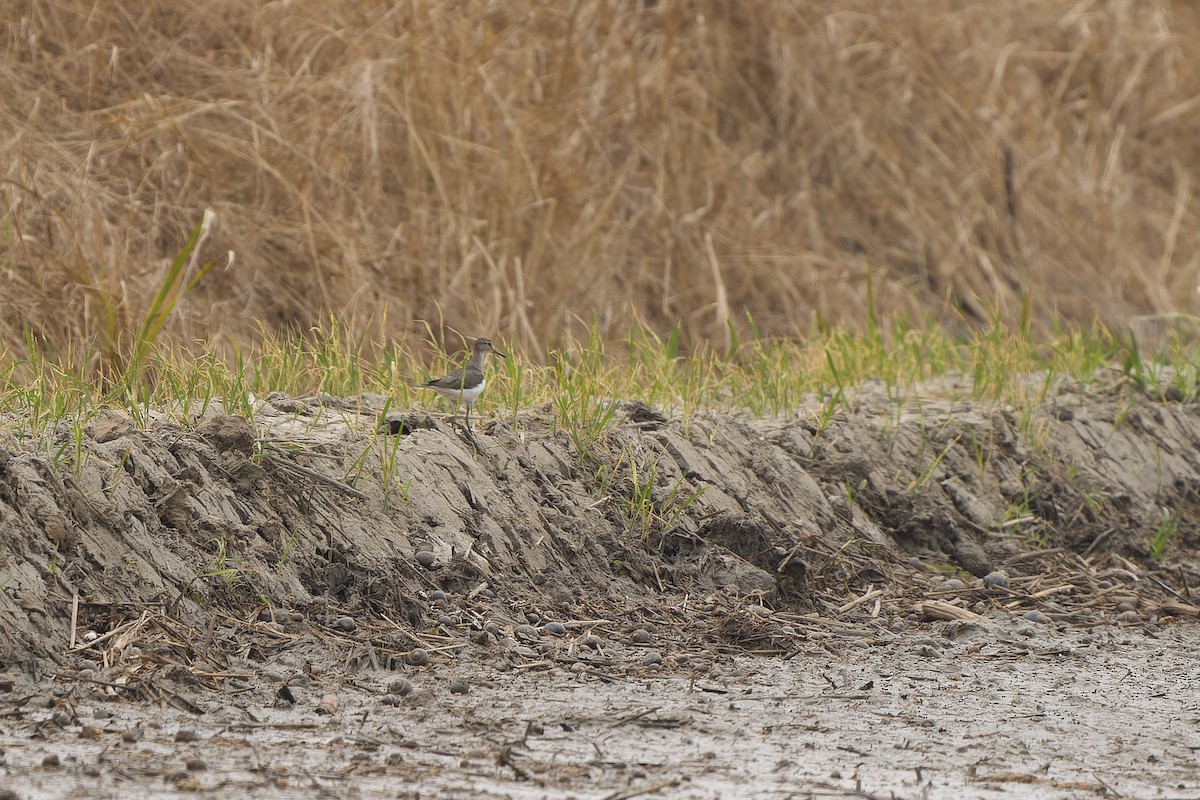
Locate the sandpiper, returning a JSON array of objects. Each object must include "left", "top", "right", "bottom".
[{"left": 420, "top": 338, "right": 506, "bottom": 430}]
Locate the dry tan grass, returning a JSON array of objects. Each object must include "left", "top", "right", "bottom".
[{"left": 2, "top": 0, "right": 1198, "bottom": 363}]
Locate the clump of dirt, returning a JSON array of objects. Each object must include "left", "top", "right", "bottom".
[{"left": 0, "top": 385, "right": 1195, "bottom": 680}]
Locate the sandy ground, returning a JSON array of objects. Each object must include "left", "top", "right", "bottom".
[{"left": 3, "top": 616, "right": 1197, "bottom": 800}]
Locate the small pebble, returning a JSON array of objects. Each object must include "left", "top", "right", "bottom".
[
  {"left": 1115, "top": 600, "right": 1137, "bottom": 613},
  {"left": 76, "top": 669, "right": 97, "bottom": 681},
  {"left": 42, "top": 754, "right": 61, "bottom": 767},
  {"left": 1023, "top": 610, "right": 1050, "bottom": 624},
  {"left": 175, "top": 730, "right": 200, "bottom": 743},
  {"left": 437, "top": 614, "right": 454, "bottom": 627},
  {"left": 333, "top": 616, "right": 357, "bottom": 633},
  {"left": 515, "top": 624, "right": 540, "bottom": 641},
  {"left": 53, "top": 710, "right": 72, "bottom": 727},
  {"left": 122, "top": 729, "right": 140, "bottom": 744},
  {"left": 414, "top": 550, "right": 436, "bottom": 569},
  {"left": 942, "top": 579, "right": 966, "bottom": 590},
  {"left": 83, "top": 765, "right": 100, "bottom": 777},
  {"left": 525, "top": 611, "right": 542, "bottom": 624},
  {"left": 387, "top": 678, "right": 413, "bottom": 696},
  {"left": 448, "top": 678, "right": 470, "bottom": 695},
  {"left": 983, "top": 571, "right": 1010, "bottom": 589},
  {"left": 580, "top": 635, "right": 602, "bottom": 650},
  {"left": 407, "top": 648, "right": 430, "bottom": 667},
  {"left": 79, "top": 725, "right": 101, "bottom": 740},
  {"left": 631, "top": 629, "right": 653, "bottom": 644},
  {"left": 1116, "top": 610, "right": 1142, "bottom": 624},
  {"left": 640, "top": 650, "right": 664, "bottom": 666},
  {"left": 318, "top": 694, "right": 340, "bottom": 714},
  {"left": 186, "top": 758, "right": 207, "bottom": 772},
  {"left": 483, "top": 621, "right": 501, "bottom": 635},
  {"left": 77, "top": 659, "right": 100, "bottom": 672},
  {"left": 543, "top": 622, "right": 566, "bottom": 636},
  {"left": 428, "top": 590, "right": 447, "bottom": 602}
]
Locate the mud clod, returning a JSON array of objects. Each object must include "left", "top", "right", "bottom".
[
  {"left": 415, "top": 550, "right": 437, "bottom": 568},
  {"left": 983, "top": 571, "right": 1010, "bottom": 589},
  {"left": 631, "top": 628, "right": 653, "bottom": 644},
  {"left": 448, "top": 678, "right": 470, "bottom": 695}
]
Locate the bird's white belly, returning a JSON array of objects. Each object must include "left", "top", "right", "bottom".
[{"left": 432, "top": 380, "right": 485, "bottom": 406}]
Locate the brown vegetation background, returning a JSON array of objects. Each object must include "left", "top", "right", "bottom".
[{"left": 2, "top": 0, "right": 1199, "bottom": 360}]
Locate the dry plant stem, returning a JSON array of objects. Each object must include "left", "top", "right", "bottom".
[{"left": 1, "top": 1, "right": 1198, "bottom": 361}]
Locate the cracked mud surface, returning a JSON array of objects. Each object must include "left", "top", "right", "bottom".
[{"left": 1, "top": 387, "right": 1199, "bottom": 798}]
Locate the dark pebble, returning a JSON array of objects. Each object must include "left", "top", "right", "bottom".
[
  {"left": 1023, "top": 610, "right": 1050, "bottom": 624},
  {"left": 983, "top": 571, "right": 1010, "bottom": 589},
  {"left": 942, "top": 579, "right": 966, "bottom": 590},
  {"left": 525, "top": 612, "right": 542, "bottom": 625},
  {"left": 407, "top": 648, "right": 430, "bottom": 667},
  {"left": 429, "top": 590, "right": 447, "bottom": 602},
  {"left": 448, "top": 678, "right": 470, "bottom": 695},
  {"left": 333, "top": 616, "right": 357, "bottom": 633},
  {"left": 631, "top": 629, "right": 653, "bottom": 644},
  {"left": 543, "top": 622, "right": 566, "bottom": 636},
  {"left": 580, "top": 635, "right": 602, "bottom": 650},
  {"left": 186, "top": 758, "right": 207, "bottom": 771},
  {"left": 77, "top": 659, "right": 100, "bottom": 672},
  {"left": 640, "top": 650, "right": 664, "bottom": 666},
  {"left": 415, "top": 550, "right": 436, "bottom": 569},
  {"left": 515, "top": 624, "right": 540, "bottom": 641},
  {"left": 121, "top": 729, "right": 140, "bottom": 743},
  {"left": 437, "top": 614, "right": 453, "bottom": 627},
  {"left": 1116, "top": 610, "right": 1142, "bottom": 624},
  {"left": 483, "top": 621, "right": 501, "bottom": 635},
  {"left": 52, "top": 710, "right": 72, "bottom": 727},
  {"left": 175, "top": 730, "right": 200, "bottom": 742},
  {"left": 42, "top": 754, "right": 61, "bottom": 767}
]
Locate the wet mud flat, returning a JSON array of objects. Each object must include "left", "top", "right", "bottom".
[
  {"left": 3, "top": 619, "right": 1198, "bottom": 800},
  {"left": 1, "top": 387, "right": 1199, "bottom": 797}
]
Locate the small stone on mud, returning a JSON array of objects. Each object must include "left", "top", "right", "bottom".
[
  {"left": 333, "top": 615, "right": 357, "bottom": 632},
  {"left": 983, "top": 571, "right": 1010, "bottom": 589},
  {"left": 448, "top": 678, "right": 470, "bottom": 694},
  {"left": 121, "top": 729, "right": 140, "bottom": 744},
  {"left": 175, "top": 729, "right": 200, "bottom": 742},
  {"left": 407, "top": 648, "right": 430, "bottom": 666},
  {"left": 79, "top": 725, "right": 101, "bottom": 740},
  {"left": 387, "top": 678, "right": 413, "bottom": 695},
  {"left": 631, "top": 628, "right": 653, "bottom": 644},
  {"left": 42, "top": 754, "right": 61, "bottom": 767},
  {"left": 77, "top": 659, "right": 100, "bottom": 672},
  {"left": 76, "top": 668, "right": 96, "bottom": 681},
  {"left": 1023, "top": 610, "right": 1050, "bottom": 624},
  {"left": 1116, "top": 610, "right": 1142, "bottom": 624},
  {"left": 415, "top": 550, "right": 436, "bottom": 569},
  {"left": 437, "top": 614, "right": 453, "bottom": 627},
  {"left": 318, "top": 694, "right": 340, "bottom": 714},
  {"left": 186, "top": 758, "right": 207, "bottom": 771},
  {"left": 543, "top": 621, "right": 566, "bottom": 636},
  {"left": 515, "top": 624, "right": 540, "bottom": 641},
  {"left": 580, "top": 634, "right": 602, "bottom": 650},
  {"left": 640, "top": 650, "right": 664, "bottom": 666},
  {"left": 942, "top": 579, "right": 966, "bottom": 590},
  {"left": 52, "top": 710, "right": 72, "bottom": 727},
  {"left": 429, "top": 589, "right": 447, "bottom": 602}
]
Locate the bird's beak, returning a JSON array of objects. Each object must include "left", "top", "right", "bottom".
[{"left": 492, "top": 345, "right": 507, "bottom": 358}]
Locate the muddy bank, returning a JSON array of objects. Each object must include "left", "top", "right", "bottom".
[
  {"left": 1, "top": 387, "right": 1200, "bottom": 797},
  {"left": 0, "top": 388, "right": 1198, "bottom": 672}
]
